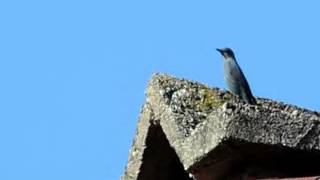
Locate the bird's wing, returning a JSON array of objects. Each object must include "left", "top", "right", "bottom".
[
  {"left": 226, "top": 61, "right": 256, "bottom": 104},
  {"left": 237, "top": 67, "right": 256, "bottom": 104},
  {"left": 225, "top": 60, "right": 243, "bottom": 83}
]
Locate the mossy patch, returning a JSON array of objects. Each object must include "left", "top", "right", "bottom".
[{"left": 195, "top": 87, "right": 233, "bottom": 112}]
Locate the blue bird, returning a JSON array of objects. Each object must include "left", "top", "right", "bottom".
[{"left": 217, "top": 48, "right": 257, "bottom": 105}]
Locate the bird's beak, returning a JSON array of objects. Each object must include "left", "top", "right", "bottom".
[{"left": 216, "top": 48, "right": 222, "bottom": 53}]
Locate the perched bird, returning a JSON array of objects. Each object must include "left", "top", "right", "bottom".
[{"left": 217, "top": 48, "right": 256, "bottom": 105}]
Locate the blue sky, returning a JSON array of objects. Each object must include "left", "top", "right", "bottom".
[{"left": 1, "top": 1, "right": 320, "bottom": 180}]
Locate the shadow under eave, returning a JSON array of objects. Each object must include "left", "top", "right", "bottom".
[{"left": 138, "top": 124, "right": 193, "bottom": 180}]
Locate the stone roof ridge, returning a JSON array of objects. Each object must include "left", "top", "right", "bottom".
[{"left": 122, "top": 73, "right": 320, "bottom": 180}]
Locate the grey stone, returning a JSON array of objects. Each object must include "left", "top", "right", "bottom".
[{"left": 121, "top": 73, "right": 320, "bottom": 180}]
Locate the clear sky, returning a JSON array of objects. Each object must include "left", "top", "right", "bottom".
[{"left": 1, "top": 1, "right": 320, "bottom": 180}]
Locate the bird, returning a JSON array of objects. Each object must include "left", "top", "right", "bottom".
[{"left": 216, "top": 47, "right": 257, "bottom": 105}]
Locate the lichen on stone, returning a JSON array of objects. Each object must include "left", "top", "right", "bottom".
[{"left": 194, "top": 87, "right": 233, "bottom": 112}]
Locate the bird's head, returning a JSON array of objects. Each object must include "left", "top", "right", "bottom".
[{"left": 216, "top": 47, "right": 235, "bottom": 59}]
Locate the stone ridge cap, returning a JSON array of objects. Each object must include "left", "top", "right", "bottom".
[
  {"left": 121, "top": 73, "right": 320, "bottom": 180},
  {"left": 149, "top": 72, "right": 320, "bottom": 117}
]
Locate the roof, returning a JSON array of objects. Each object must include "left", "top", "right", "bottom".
[{"left": 121, "top": 73, "right": 320, "bottom": 180}]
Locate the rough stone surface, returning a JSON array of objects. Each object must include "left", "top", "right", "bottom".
[{"left": 121, "top": 73, "right": 320, "bottom": 180}]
